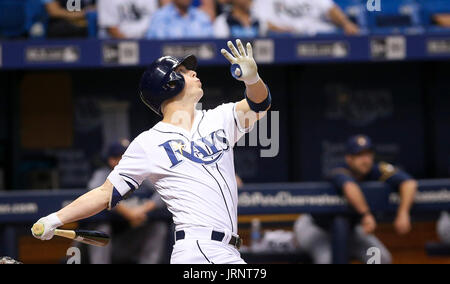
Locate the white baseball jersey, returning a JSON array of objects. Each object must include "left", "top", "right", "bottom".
[
  {"left": 253, "top": 0, "right": 337, "bottom": 36},
  {"left": 107, "top": 103, "right": 250, "bottom": 235},
  {"left": 98, "top": 0, "right": 158, "bottom": 39}
]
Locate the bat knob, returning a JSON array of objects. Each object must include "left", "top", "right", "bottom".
[{"left": 32, "top": 223, "right": 45, "bottom": 237}]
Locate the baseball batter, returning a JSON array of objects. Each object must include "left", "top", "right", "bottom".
[{"left": 31, "top": 39, "right": 271, "bottom": 264}]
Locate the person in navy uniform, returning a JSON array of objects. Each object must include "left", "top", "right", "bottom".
[{"left": 294, "top": 135, "right": 418, "bottom": 264}]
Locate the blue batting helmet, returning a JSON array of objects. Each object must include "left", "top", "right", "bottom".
[{"left": 139, "top": 55, "right": 197, "bottom": 116}]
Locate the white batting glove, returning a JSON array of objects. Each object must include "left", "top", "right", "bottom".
[
  {"left": 31, "top": 213, "right": 63, "bottom": 241},
  {"left": 221, "top": 39, "right": 260, "bottom": 85}
]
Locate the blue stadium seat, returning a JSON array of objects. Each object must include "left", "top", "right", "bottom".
[
  {"left": 417, "top": 0, "right": 450, "bottom": 32},
  {"left": 366, "top": 0, "right": 424, "bottom": 34},
  {"left": 86, "top": 10, "right": 98, "bottom": 38},
  {"left": 0, "top": 0, "right": 45, "bottom": 38}
]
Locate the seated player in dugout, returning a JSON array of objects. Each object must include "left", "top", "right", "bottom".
[{"left": 294, "top": 135, "right": 417, "bottom": 264}]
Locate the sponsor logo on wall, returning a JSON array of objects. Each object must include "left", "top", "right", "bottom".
[
  {"left": 427, "top": 39, "right": 450, "bottom": 55},
  {"left": 162, "top": 43, "right": 216, "bottom": 60},
  {"left": 238, "top": 188, "right": 450, "bottom": 210},
  {"left": 0, "top": 203, "right": 38, "bottom": 215},
  {"left": 390, "top": 189, "right": 450, "bottom": 204},
  {"left": 324, "top": 85, "right": 394, "bottom": 127},
  {"left": 253, "top": 39, "right": 275, "bottom": 63},
  {"left": 25, "top": 46, "right": 80, "bottom": 63},
  {"left": 371, "top": 36, "right": 406, "bottom": 60},
  {"left": 103, "top": 41, "right": 139, "bottom": 65},
  {"left": 239, "top": 191, "right": 347, "bottom": 207},
  {"left": 297, "top": 41, "right": 349, "bottom": 59}
]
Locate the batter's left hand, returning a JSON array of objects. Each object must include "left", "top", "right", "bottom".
[{"left": 221, "top": 39, "right": 260, "bottom": 85}]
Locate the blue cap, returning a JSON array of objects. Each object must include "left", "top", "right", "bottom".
[
  {"left": 107, "top": 142, "right": 127, "bottom": 158},
  {"left": 346, "top": 135, "right": 374, "bottom": 155}
]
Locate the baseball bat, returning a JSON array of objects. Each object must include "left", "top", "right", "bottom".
[{"left": 32, "top": 223, "right": 110, "bottom": 247}]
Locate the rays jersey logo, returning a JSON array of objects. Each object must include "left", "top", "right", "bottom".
[{"left": 159, "top": 129, "right": 230, "bottom": 168}]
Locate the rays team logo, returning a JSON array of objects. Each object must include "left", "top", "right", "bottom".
[{"left": 160, "top": 130, "right": 230, "bottom": 168}]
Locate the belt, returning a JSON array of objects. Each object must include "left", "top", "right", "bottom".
[{"left": 176, "top": 230, "right": 242, "bottom": 250}]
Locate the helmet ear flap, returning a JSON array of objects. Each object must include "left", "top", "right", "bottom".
[
  {"left": 164, "top": 70, "right": 185, "bottom": 92},
  {"left": 166, "top": 80, "right": 177, "bottom": 89}
]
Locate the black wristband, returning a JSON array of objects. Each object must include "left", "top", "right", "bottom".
[{"left": 245, "top": 84, "right": 272, "bottom": 113}]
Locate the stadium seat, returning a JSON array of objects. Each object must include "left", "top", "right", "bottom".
[
  {"left": 86, "top": 10, "right": 98, "bottom": 38},
  {"left": 366, "top": 0, "right": 424, "bottom": 34},
  {"left": 417, "top": 0, "right": 450, "bottom": 32},
  {"left": 0, "top": 0, "right": 45, "bottom": 38}
]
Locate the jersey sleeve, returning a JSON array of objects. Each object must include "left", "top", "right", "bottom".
[
  {"left": 212, "top": 103, "right": 254, "bottom": 146},
  {"left": 374, "top": 162, "right": 414, "bottom": 190},
  {"left": 107, "top": 139, "right": 151, "bottom": 209},
  {"left": 328, "top": 167, "right": 357, "bottom": 190}
]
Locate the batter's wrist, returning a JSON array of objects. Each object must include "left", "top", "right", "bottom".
[
  {"left": 47, "top": 212, "right": 64, "bottom": 228},
  {"left": 245, "top": 74, "right": 260, "bottom": 86}
]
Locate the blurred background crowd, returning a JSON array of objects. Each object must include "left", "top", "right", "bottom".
[{"left": 1, "top": 0, "right": 450, "bottom": 40}]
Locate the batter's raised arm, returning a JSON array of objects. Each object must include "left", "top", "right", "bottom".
[
  {"left": 221, "top": 39, "right": 272, "bottom": 129},
  {"left": 31, "top": 180, "right": 113, "bottom": 240}
]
